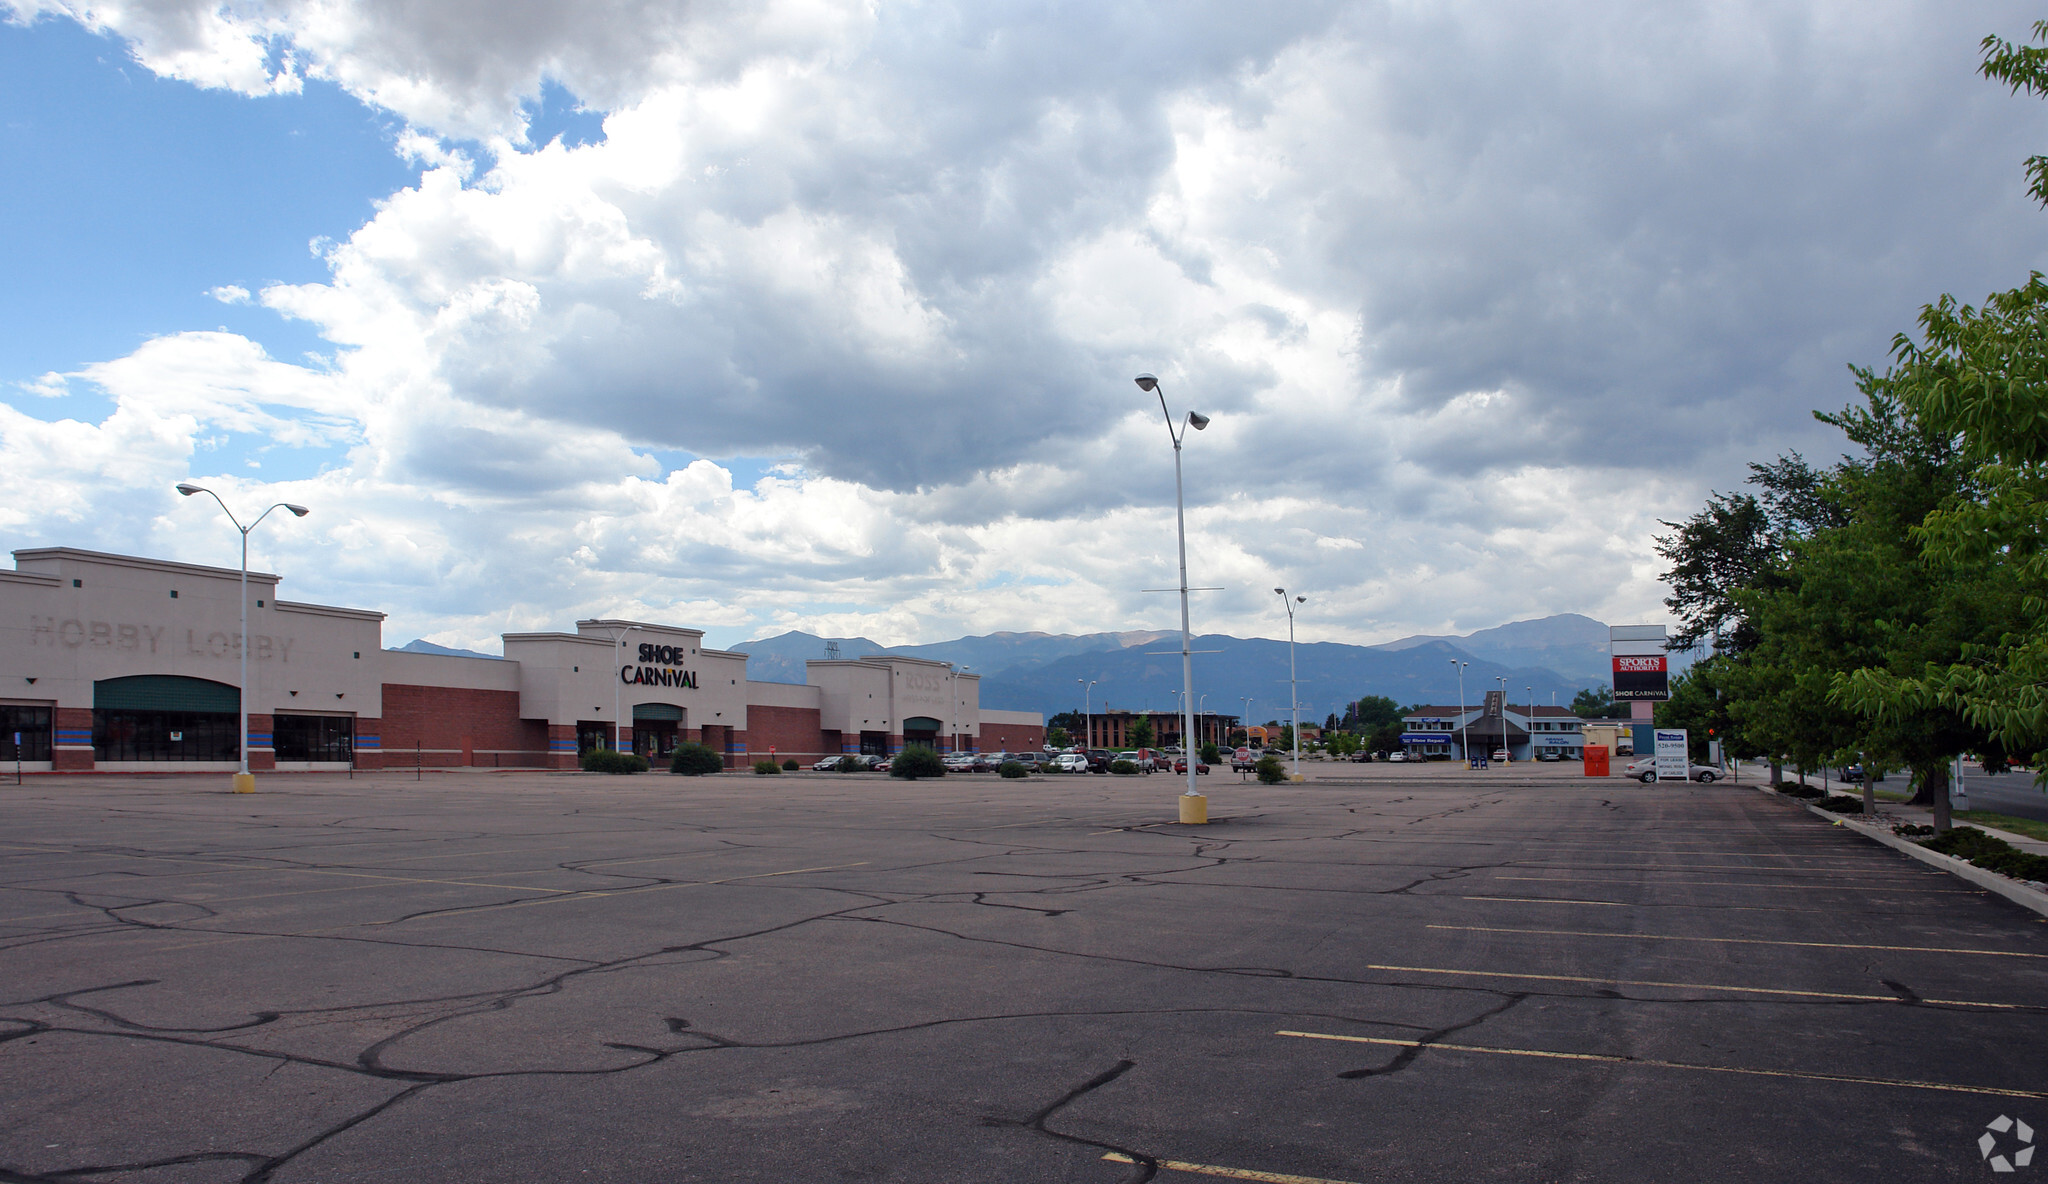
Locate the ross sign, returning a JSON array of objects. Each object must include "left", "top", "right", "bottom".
[
  {"left": 1610, "top": 624, "right": 1671, "bottom": 701},
  {"left": 1654, "top": 728, "right": 1688, "bottom": 783}
]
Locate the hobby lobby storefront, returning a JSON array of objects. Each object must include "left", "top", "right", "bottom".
[{"left": 0, "top": 548, "right": 1041, "bottom": 774}]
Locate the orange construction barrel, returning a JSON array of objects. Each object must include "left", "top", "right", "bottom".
[{"left": 1583, "top": 746, "right": 1610, "bottom": 777}]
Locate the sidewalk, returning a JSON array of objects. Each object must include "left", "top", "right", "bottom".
[{"left": 1869, "top": 798, "right": 2048, "bottom": 857}]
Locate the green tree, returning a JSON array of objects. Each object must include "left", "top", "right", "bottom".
[
  {"left": 1350, "top": 695, "right": 1403, "bottom": 733},
  {"left": 1046, "top": 726, "right": 1071, "bottom": 748},
  {"left": 1127, "top": 716, "right": 1155, "bottom": 750},
  {"left": 1570, "top": 687, "right": 1628, "bottom": 720},
  {"left": 1048, "top": 710, "right": 1086, "bottom": 735}
]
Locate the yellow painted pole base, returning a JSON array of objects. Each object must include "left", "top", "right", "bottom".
[
  {"left": 1178, "top": 793, "right": 1208, "bottom": 824},
  {"left": 232, "top": 773, "right": 256, "bottom": 794},
  {"left": 1290, "top": 774, "right": 1306, "bottom": 782}
]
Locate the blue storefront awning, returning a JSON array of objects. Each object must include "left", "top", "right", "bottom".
[{"left": 1403, "top": 733, "right": 1453, "bottom": 744}]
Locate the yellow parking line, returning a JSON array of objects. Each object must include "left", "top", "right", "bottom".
[
  {"left": 1276, "top": 1030, "right": 2048, "bottom": 1099},
  {"left": 1425, "top": 924, "right": 2048, "bottom": 958},
  {"left": 1460, "top": 896, "right": 1624, "bottom": 906},
  {"left": 1359, "top": 962, "right": 2024, "bottom": 1009},
  {"left": 1101, "top": 1152, "right": 1360, "bottom": 1183}
]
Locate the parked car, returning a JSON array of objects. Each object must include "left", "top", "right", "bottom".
[
  {"left": 812, "top": 755, "right": 845, "bottom": 771},
  {"left": 943, "top": 753, "right": 977, "bottom": 772},
  {"left": 1350, "top": 750, "right": 1374, "bottom": 762},
  {"left": 1537, "top": 750, "right": 1561, "bottom": 762},
  {"left": 1051, "top": 753, "right": 1091, "bottom": 773},
  {"left": 1172, "top": 758, "right": 1210, "bottom": 774},
  {"left": 1491, "top": 749, "right": 1510, "bottom": 762},
  {"left": 1385, "top": 751, "right": 1407, "bottom": 763},
  {"left": 1116, "top": 750, "right": 1156, "bottom": 773},
  {"left": 1624, "top": 758, "right": 1722, "bottom": 784}
]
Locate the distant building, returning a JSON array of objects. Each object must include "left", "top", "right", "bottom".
[
  {"left": 1401, "top": 690, "right": 1585, "bottom": 760},
  {"left": 1077, "top": 709, "right": 1236, "bottom": 751}
]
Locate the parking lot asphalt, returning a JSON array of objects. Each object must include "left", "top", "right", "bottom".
[{"left": 2, "top": 766, "right": 2044, "bottom": 1183}]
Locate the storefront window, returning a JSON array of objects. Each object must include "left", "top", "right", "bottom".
[
  {"left": 0, "top": 706, "right": 51, "bottom": 761},
  {"left": 93, "top": 710, "right": 239, "bottom": 762},
  {"left": 274, "top": 715, "right": 354, "bottom": 761}
]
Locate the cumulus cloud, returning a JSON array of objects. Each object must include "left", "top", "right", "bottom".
[{"left": 2, "top": 0, "right": 2043, "bottom": 650}]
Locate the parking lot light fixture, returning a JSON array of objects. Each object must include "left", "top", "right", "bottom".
[
  {"left": 1138, "top": 371, "right": 1209, "bottom": 823},
  {"left": 1276, "top": 589, "right": 1305, "bottom": 781},
  {"left": 175, "top": 484, "right": 309, "bottom": 793},
  {"left": 1079, "top": 678, "right": 1096, "bottom": 747},
  {"left": 1452, "top": 659, "right": 1469, "bottom": 763}
]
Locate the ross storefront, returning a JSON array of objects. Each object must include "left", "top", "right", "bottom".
[{"left": 1, "top": 547, "right": 1042, "bottom": 774}]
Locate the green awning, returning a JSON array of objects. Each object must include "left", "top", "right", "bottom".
[
  {"left": 633, "top": 702, "right": 685, "bottom": 721},
  {"left": 94, "top": 675, "right": 239, "bottom": 713},
  {"left": 902, "top": 716, "right": 943, "bottom": 732}
]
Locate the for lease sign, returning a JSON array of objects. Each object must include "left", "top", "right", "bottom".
[{"left": 1654, "top": 728, "right": 1689, "bottom": 783}]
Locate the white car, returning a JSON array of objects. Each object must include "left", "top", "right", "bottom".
[
  {"left": 1050, "top": 753, "right": 1090, "bottom": 773},
  {"left": 1385, "top": 751, "right": 1407, "bottom": 763}
]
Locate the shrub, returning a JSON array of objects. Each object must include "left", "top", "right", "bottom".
[
  {"left": 753, "top": 759, "right": 782, "bottom": 775},
  {"left": 1894, "top": 823, "right": 1936, "bottom": 837},
  {"left": 1778, "top": 783, "right": 1825, "bottom": 800},
  {"left": 669, "top": 743, "right": 724, "bottom": 776},
  {"left": 1816, "top": 795, "right": 1864, "bottom": 814},
  {"left": 1255, "top": 754, "right": 1287, "bottom": 784},
  {"left": 581, "top": 748, "right": 649, "bottom": 774},
  {"left": 1923, "top": 827, "right": 2048, "bottom": 882},
  {"left": 839, "top": 756, "right": 865, "bottom": 772},
  {"left": 999, "top": 760, "right": 1029, "bottom": 778},
  {"left": 892, "top": 747, "right": 947, "bottom": 780},
  {"left": 1200, "top": 742, "right": 1222, "bottom": 765},
  {"left": 1108, "top": 759, "right": 1139, "bottom": 776},
  {"left": 782, "top": 758, "right": 799, "bottom": 771}
]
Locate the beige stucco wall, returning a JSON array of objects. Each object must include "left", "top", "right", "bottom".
[
  {"left": 805, "top": 656, "right": 983, "bottom": 736},
  {"left": 3, "top": 548, "right": 385, "bottom": 716},
  {"left": 505, "top": 620, "right": 748, "bottom": 729}
]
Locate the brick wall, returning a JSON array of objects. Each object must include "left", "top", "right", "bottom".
[
  {"left": 743, "top": 704, "right": 826, "bottom": 764},
  {"left": 980, "top": 723, "right": 1045, "bottom": 753},
  {"left": 379, "top": 684, "right": 551, "bottom": 768}
]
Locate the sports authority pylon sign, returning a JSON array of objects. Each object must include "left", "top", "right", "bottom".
[{"left": 1610, "top": 624, "right": 1671, "bottom": 702}]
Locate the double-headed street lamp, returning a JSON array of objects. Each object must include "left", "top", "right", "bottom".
[
  {"left": 175, "top": 484, "right": 308, "bottom": 793},
  {"left": 1078, "top": 678, "right": 1097, "bottom": 748},
  {"left": 1136, "top": 372, "right": 1209, "bottom": 823},
  {"left": 1275, "top": 588, "right": 1305, "bottom": 781}
]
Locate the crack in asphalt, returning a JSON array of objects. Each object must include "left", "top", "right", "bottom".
[{"left": 1, "top": 776, "right": 2041, "bottom": 1182}]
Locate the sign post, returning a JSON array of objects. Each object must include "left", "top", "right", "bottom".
[{"left": 1654, "top": 728, "right": 1689, "bottom": 784}]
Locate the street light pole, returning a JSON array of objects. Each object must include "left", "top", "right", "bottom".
[
  {"left": 1275, "top": 589, "right": 1305, "bottom": 781},
  {"left": 1527, "top": 685, "right": 1534, "bottom": 761},
  {"left": 601, "top": 624, "right": 644, "bottom": 756},
  {"left": 176, "top": 485, "right": 308, "bottom": 794},
  {"left": 1451, "top": 659, "right": 1469, "bottom": 764},
  {"left": 1079, "top": 678, "right": 1096, "bottom": 749},
  {"left": 1496, "top": 676, "right": 1509, "bottom": 762},
  {"left": 1135, "top": 372, "right": 1210, "bottom": 822}
]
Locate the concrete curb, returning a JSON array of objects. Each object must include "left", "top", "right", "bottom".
[{"left": 1797, "top": 800, "right": 2048, "bottom": 920}]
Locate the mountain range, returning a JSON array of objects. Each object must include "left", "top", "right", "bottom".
[{"left": 731, "top": 614, "right": 1684, "bottom": 725}]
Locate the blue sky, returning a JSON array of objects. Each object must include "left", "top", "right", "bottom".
[
  {"left": 0, "top": 18, "right": 409, "bottom": 385},
  {"left": 1, "top": 1, "right": 2042, "bottom": 655}
]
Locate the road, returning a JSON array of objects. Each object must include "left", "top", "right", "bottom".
[{"left": 1, "top": 766, "right": 2042, "bottom": 1182}]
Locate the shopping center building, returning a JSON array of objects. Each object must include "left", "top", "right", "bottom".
[{"left": 0, "top": 548, "right": 1041, "bottom": 774}]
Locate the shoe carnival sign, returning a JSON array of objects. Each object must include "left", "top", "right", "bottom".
[
  {"left": 1610, "top": 624, "right": 1670, "bottom": 701},
  {"left": 622, "top": 642, "right": 698, "bottom": 688}
]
